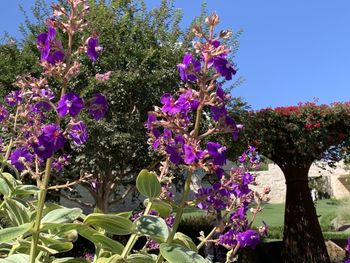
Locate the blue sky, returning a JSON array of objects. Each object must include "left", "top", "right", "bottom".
[{"left": 1, "top": 0, "right": 350, "bottom": 109}]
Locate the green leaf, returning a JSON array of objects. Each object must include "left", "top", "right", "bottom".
[
  {"left": 41, "top": 222, "right": 83, "bottom": 232},
  {"left": 0, "top": 173, "right": 17, "bottom": 197},
  {"left": 159, "top": 243, "right": 207, "bottom": 263},
  {"left": 4, "top": 198, "right": 30, "bottom": 225},
  {"left": 84, "top": 213, "right": 134, "bottom": 235},
  {"left": 173, "top": 232, "right": 198, "bottom": 252},
  {"left": 16, "top": 239, "right": 61, "bottom": 254},
  {"left": 39, "top": 236, "right": 74, "bottom": 253},
  {"left": 41, "top": 207, "right": 82, "bottom": 224},
  {"left": 78, "top": 226, "right": 125, "bottom": 254},
  {"left": 0, "top": 223, "right": 31, "bottom": 243},
  {"left": 0, "top": 254, "right": 29, "bottom": 263},
  {"left": 52, "top": 258, "right": 90, "bottom": 263},
  {"left": 12, "top": 185, "right": 39, "bottom": 197},
  {"left": 136, "top": 169, "right": 160, "bottom": 199},
  {"left": 127, "top": 254, "right": 156, "bottom": 263},
  {"left": 106, "top": 255, "right": 127, "bottom": 263},
  {"left": 134, "top": 215, "right": 169, "bottom": 243},
  {"left": 116, "top": 211, "right": 132, "bottom": 219},
  {"left": 144, "top": 198, "right": 172, "bottom": 217}
]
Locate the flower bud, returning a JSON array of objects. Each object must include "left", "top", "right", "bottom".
[
  {"left": 205, "top": 13, "right": 220, "bottom": 27},
  {"left": 192, "top": 25, "right": 204, "bottom": 37},
  {"left": 263, "top": 186, "right": 271, "bottom": 194},
  {"left": 219, "top": 30, "right": 233, "bottom": 39}
]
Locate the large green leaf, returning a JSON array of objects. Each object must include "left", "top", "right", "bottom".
[
  {"left": 84, "top": 213, "right": 134, "bottom": 235},
  {"left": 159, "top": 243, "right": 207, "bottom": 263},
  {"left": 0, "top": 173, "right": 14, "bottom": 197},
  {"left": 41, "top": 207, "right": 82, "bottom": 224},
  {"left": 4, "top": 198, "right": 30, "bottom": 225},
  {"left": 12, "top": 185, "right": 40, "bottom": 198},
  {"left": 78, "top": 226, "right": 124, "bottom": 254},
  {"left": 127, "top": 254, "right": 156, "bottom": 263},
  {"left": 136, "top": 169, "right": 161, "bottom": 199},
  {"left": 39, "top": 236, "right": 74, "bottom": 253},
  {"left": 0, "top": 254, "right": 29, "bottom": 263},
  {"left": 41, "top": 222, "right": 83, "bottom": 232},
  {"left": 173, "top": 232, "right": 198, "bottom": 252},
  {"left": 0, "top": 223, "right": 31, "bottom": 243},
  {"left": 144, "top": 198, "right": 172, "bottom": 217},
  {"left": 134, "top": 215, "right": 169, "bottom": 243}
]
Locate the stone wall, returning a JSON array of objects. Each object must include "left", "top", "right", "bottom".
[
  {"left": 251, "top": 161, "right": 350, "bottom": 203},
  {"left": 60, "top": 162, "right": 350, "bottom": 213}
]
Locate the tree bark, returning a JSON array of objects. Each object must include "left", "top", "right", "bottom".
[{"left": 281, "top": 166, "right": 330, "bottom": 263}]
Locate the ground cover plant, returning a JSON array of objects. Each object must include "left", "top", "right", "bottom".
[{"left": 0, "top": 1, "right": 271, "bottom": 263}]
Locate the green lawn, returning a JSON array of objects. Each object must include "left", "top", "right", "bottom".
[
  {"left": 182, "top": 199, "right": 350, "bottom": 240},
  {"left": 251, "top": 199, "right": 342, "bottom": 227}
]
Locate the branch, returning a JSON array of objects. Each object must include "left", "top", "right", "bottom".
[
  {"left": 108, "top": 185, "right": 136, "bottom": 206},
  {"left": 48, "top": 174, "right": 93, "bottom": 190}
]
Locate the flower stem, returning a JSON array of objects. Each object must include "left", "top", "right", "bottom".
[
  {"left": 120, "top": 199, "right": 153, "bottom": 259},
  {"left": 155, "top": 171, "right": 192, "bottom": 263},
  {"left": 29, "top": 157, "right": 52, "bottom": 263}
]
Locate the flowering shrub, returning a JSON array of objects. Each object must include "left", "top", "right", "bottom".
[
  {"left": 0, "top": 1, "right": 108, "bottom": 262},
  {"left": 0, "top": 2, "right": 269, "bottom": 263}
]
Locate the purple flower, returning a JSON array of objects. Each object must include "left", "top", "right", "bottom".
[
  {"left": 218, "top": 229, "right": 237, "bottom": 246},
  {"left": 206, "top": 142, "right": 227, "bottom": 166},
  {"left": 146, "top": 113, "right": 156, "bottom": 130},
  {"left": 5, "top": 90, "right": 22, "bottom": 106},
  {"left": 68, "top": 121, "right": 88, "bottom": 145},
  {"left": 165, "top": 214, "right": 175, "bottom": 227},
  {"left": 34, "top": 124, "right": 66, "bottom": 158},
  {"left": 212, "top": 55, "right": 236, "bottom": 80},
  {"left": 243, "top": 172, "right": 254, "bottom": 185},
  {"left": 166, "top": 145, "right": 182, "bottom": 164},
  {"left": 161, "top": 93, "right": 181, "bottom": 116},
  {"left": 88, "top": 93, "right": 108, "bottom": 120},
  {"left": 40, "top": 88, "right": 55, "bottom": 101},
  {"left": 37, "top": 26, "right": 65, "bottom": 64},
  {"left": 183, "top": 144, "right": 204, "bottom": 165},
  {"left": 86, "top": 36, "right": 102, "bottom": 62},
  {"left": 216, "top": 86, "right": 225, "bottom": 101},
  {"left": 57, "top": 92, "right": 84, "bottom": 118},
  {"left": 210, "top": 106, "right": 227, "bottom": 121},
  {"left": 10, "top": 148, "right": 33, "bottom": 171},
  {"left": 183, "top": 144, "right": 196, "bottom": 164},
  {"left": 33, "top": 102, "right": 52, "bottom": 112},
  {"left": 225, "top": 116, "right": 238, "bottom": 141},
  {"left": 0, "top": 104, "right": 8, "bottom": 122},
  {"left": 33, "top": 141, "right": 54, "bottom": 159},
  {"left": 146, "top": 239, "right": 159, "bottom": 250},
  {"left": 42, "top": 124, "right": 66, "bottom": 150},
  {"left": 237, "top": 230, "right": 260, "bottom": 249},
  {"left": 230, "top": 203, "right": 248, "bottom": 220},
  {"left": 52, "top": 154, "right": 70, "bottom": 172},
  {"left": 177, "top": 53, "right": 201, "bottom": 82},
  {"left": 177, "top": 90, "right": 199, "bottom": 112},
  {"left": 346, "top": 237, "right": 350, "bottom": 254}
]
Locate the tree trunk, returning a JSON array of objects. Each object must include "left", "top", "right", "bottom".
[
  {"left": 95, "top": 181, "right": 111, "bottom": 213},
  {"left": 281, "top": 166, "right": 330, "bottom": 263}
]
